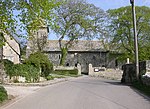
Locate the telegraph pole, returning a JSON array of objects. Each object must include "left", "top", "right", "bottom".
[{"left": 130, "top": 0, "right": 139, "bottom": 80}]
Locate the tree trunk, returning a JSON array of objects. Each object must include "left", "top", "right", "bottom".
[{"left": 60, "top": 47, "right": 68, "bottom": 66}]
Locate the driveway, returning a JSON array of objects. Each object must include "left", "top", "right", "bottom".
[{"left": 2, "top": 76, "right": 150, "bottom": 109}]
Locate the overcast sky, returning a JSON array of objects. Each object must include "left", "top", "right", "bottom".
[{"left": 48, "top": 0, "right": 150, "bottom": 40}]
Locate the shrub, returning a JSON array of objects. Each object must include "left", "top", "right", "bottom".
[
  {"left": 0, "top": 86, "right": 8, "bottom": 103},
  {"left": 12, "top": 64, "right": 40, "bottom": 82},
  {"left": 1, "top": 59, "right": 14, "bottom": 78},
  {"left": 46, "top": 75, "right": 54, "bottom": 80},
  {"left": 24, "top": 52, "right": 53, "bottom": 78}
]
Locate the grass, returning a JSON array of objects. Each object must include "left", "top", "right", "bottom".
[
  {"left": 47, "top": 69, "right": 79, "bottom": 81},
  {"left": 132, "top": 81, "right": 150, "bottom": 97}
]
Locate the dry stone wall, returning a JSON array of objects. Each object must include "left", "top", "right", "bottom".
[{"left": 121, "top": 60, "right": 150, "bottom": 85}]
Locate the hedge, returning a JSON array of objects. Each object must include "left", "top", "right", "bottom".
[{"left": 11, "top": 64, "right": 40, "bottom": 82}]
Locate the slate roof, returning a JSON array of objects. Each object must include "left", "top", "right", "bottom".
[{"left": 44, "top": 40, "right": 105, "bottom": 52}]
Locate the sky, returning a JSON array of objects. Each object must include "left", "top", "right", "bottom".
[
  {"left": 49, "top": 0, "right": 150, "bottom": 40},
  {"left": 87, "top": 0, "right": 150, "bottom": 11}
]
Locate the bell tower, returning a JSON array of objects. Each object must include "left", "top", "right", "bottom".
[{"left": 26, "top": 25, "right": 49, "bottom": 57}]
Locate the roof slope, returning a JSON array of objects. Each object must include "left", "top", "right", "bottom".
[{"left": 44, "top": 40, "right": 105, "bottom": 51}]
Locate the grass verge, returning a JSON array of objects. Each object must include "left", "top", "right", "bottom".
[
  {"left": 132, "top": 81, "right": 150, "bottom": 97},
  {"left": 0, "top": 86, "right": 8, "bottom": 104}
]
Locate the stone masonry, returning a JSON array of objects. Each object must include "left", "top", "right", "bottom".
[
  {"left": 27, "top": 26, "right": 121, "bottom": 74},
  {"left": 121, "top": 60, "right": 150, "bottom": 85}
]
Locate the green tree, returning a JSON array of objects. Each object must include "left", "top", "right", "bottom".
[
  {"left": 52, "top": 0, "right": 106, "bottom": 65},
  {"left": 17, "top": 0, "right": 60, "bottom": 53},
  {"left": 17, "top": 0, "right": 60, "bottom": 36},
  {"left": 0, "top": 0, "right": 18, "bottom": 60},
  {"left": 107, "top": 6, "right": 150, "bottom": 62},
  {"left": 0, "top": 0, "right": 17, "bottom": 39}
]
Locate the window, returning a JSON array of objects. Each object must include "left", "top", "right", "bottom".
[{"left": 66, "top": 63, "right": 69, "bottom": 66}]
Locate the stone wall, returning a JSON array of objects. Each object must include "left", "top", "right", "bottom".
[
  {"left": 3, "top": 33, "right": 20, "bottom": 64},
  {"left": 121, "top": 60, "right": 150, "bottom": 85},
  {"left": 26, "top": 26, "right": 48, "bottom": 57},
  {"left": 47, "top": 51, "right": 108, "bottom": 73},
  {"left": 89, "top": 64, "right": 123, "bottom": 80},
  {"left": 0, "top": 62, "right": 6, "bottom": 83},
  {"left": 0, "top": 47, "right": 2, "bottom": 60}
]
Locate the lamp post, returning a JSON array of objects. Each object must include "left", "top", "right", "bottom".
[{"left": 130, "top": 0, "right": 139, "bottom": 80}]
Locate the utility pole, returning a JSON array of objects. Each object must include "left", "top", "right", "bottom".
[{"left": 130, "top": 0, "right": 139, "bottom": 80}]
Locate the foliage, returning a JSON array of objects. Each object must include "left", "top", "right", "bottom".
[
  {"left": 107, "top": 6, "right": 150, "bottom": 62},
  {"left": 46, "top": 75, "right": 54, "bottom": 80},
  {"left": 0, "top": 0, "right": 17, "bottom": 48},
  {"left": 0, "top": 86, "right": 8, "bottom": 103},
  {"left": 52, "top": 69, "right": 78, "bottom": 76},
  {"left": 12, "top": 64, "right": 40, "bottom": 82},
  {"left": 52, "top": 0, "right": 106, "bottom": 65},
  {"left": 2, "top": 59, "right": 14, "bottom": 78},
  {"left": 2, "top": 59, "right": 39, "bottom": 82},
  {"left": 24, "top": 52, "right": 53, "bottom": 77},
  {"left": 17, "top": 0, "right": 60, "bottom": 35}
]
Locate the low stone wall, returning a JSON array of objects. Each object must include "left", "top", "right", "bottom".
[
  {"left": 121, "top": 60, "right": 150, "bottom": 85},
  {"left": 5, "top": 76, "right": 46, "bottom": 83},
  {"left": 0, "top": 62, "right": 6, "bottom": 83},
  {"left": 142, "top": 75, "right": 150, "bottom": 86},
  {"left": 54, "top": 66, "right": 76, "bottom": 70},
  {"left": 89, "top": 64, "right": 123, "bottom": 80},
  {"left": 53, "top": 64, "right": 81, "bottom": 75}
]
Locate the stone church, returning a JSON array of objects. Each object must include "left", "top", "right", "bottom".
[{"left": 26, "top": 26, "right": 119, "bottom": 74}]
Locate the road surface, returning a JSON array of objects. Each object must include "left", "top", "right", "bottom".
[{"left": 3, "top": 76, "right": 150, "bottom": 109}]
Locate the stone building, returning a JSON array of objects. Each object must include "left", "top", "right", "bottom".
[
  {"left": 1, "top": 33, "right": 20, "bottom": 64},
  {"left": 26, "top": 26, "right": 119, "bottom": 74},
  {"left": 26, "top": 25, "right": 49, "bottom": 57},
  {"left": 44, "top": 40, "right": 118, "bottom": 73}
]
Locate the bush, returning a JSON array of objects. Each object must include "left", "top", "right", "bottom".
[
  {"left": 2, "top": 61, "right": 40, "bottom": 83},
  {"left": 52, "top": 69, "right": 78, "bottom": 76},
  {"left": 46, "top": 75, "right": 54, "bottom": 80},
  {"left": 0, "top": 86, "right": 8, "bottom": 103},
  {"left": 12, "top": 64, "right": 40, "bottom": 82},
  {"left": 1, "top": 59, "right": 14, "bottom": 78},
  {"left": 24, "top": 52, "right": 53, "bottom": 78}
]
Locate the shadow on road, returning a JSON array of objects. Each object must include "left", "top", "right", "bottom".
[{"left": 70, "top": 77, "right": 150, "bottom": 103}]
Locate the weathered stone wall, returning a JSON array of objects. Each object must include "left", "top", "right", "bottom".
[
  {"left": 121, "top": 60, "right": 150, "bottom": 85},
  {"left": 46, "top": 51, "right": 111, "bottom": 73},
  {"left": 0, "top": 47, "right": 2, "bottom": 60},
  {"left": 46, "top": 51, "right": 119, "bottom": 74},
  {"left": 89, "top": 64, "right": 123, "bottom": 80},
  {"left": 0, "top": 62, "right": 6, "bottom": 83},
  {"left": 2, "top": 34, "right": 20, "bottom": 64},
  {"left": 26, "top": 26, "right": 48, "bottom": 57}
]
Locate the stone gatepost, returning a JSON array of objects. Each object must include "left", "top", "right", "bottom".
[
  {"left": 77, "top": 63, "right": 81, "bottom": 75},
  {"left": 89, "top": 64, "right": 93, "bottom": 76}
]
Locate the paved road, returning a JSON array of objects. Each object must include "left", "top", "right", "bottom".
[{"left": 3, "top": 76, "right": 150, "bottom": 109}]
